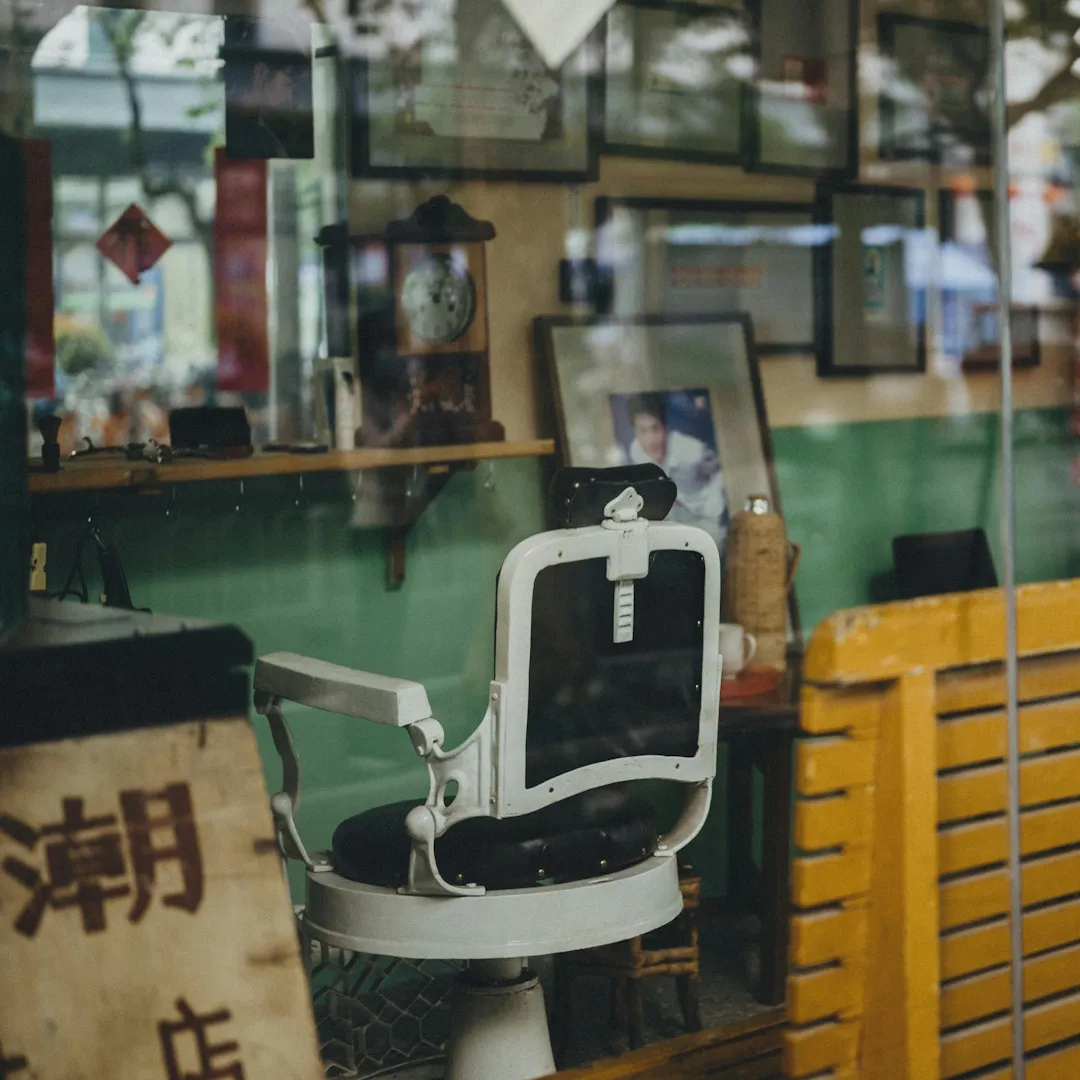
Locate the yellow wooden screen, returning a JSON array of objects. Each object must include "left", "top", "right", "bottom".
[{"left": 784, "top": 580, "right": 1080, "bottom": 1080}]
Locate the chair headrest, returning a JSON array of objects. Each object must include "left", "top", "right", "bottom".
[{"left": 549, "top": 465, "right": 678, "bottom": 528}]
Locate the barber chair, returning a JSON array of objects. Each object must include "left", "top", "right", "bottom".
[{"left": 253, "top": 465, "right": 721, "bottom": 1080}]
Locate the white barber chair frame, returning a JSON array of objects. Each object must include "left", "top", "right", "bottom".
[{"left": 254, "top": 486, "right": 721, "bottom": 1080}]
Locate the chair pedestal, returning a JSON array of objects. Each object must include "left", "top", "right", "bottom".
[
  {"left": 301, "top": 857, "right": 682, "bottom": 1078},
  {"left": 446, "top": 959, "right": 554, "bottom": 1080}
]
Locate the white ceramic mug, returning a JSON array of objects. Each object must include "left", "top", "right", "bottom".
[{"left": 719, "top": 622, "right": 757, "bottom": 680}]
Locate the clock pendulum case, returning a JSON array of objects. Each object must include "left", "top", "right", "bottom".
[{"left": 382, "top": 195, "right": 504, "bottom": 446}]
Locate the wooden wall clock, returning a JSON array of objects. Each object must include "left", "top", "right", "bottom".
[{"left": 383, "top": 195, "right": 504, "bottom": 446}]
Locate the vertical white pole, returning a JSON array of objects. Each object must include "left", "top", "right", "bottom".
[{"left": 989, "top": 0, "right": 1023, "bottom": 1076}]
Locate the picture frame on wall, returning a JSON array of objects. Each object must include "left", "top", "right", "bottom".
[
  {"left": 534, "top": 313, "right": 769, "bottom": 545},
  {"left": 594, "top": 196, "right": 817, "bottom": 353},
  {"left": 742, "top": 0, "right": 857, "bottom": 177},
  {"left": 877, "top": 13, "right": 991, "bottom": 166},
  {"left": 815, "top": 183, "right": 927, "bottom": 375},
  {"left": 535, "top": 311, "right": 801, "bottom": 631},
  {"left": 938, "top": 188, "right": 1039, "bottom": 370},
  {"left": 222, "top": 15, "right": 314, "bottom": 160},
  {"left": 602, "top": 0, "right": 751, "bottom": 165},
  {"left": 350, "top": 0, "right": 601, "bottom": 182}
]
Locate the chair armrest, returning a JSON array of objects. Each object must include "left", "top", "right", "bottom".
[{"left": 253, "top": 651, "right": 432, "bottom": 727}]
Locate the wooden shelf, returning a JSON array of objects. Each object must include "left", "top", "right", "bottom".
[{"left": 27, "top": 439, "right": 556, "bottom": 495}]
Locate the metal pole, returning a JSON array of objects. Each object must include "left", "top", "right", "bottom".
[{"left": 989, "top": 0, "right": 1023, "bottom": 1075}]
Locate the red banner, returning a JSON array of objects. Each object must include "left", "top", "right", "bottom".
[
  {"left": 22, "top": 139, "right": 54, "bottom": 399},
  {"left": 214, "top": 148, "right": 268, "bottom": 393}
]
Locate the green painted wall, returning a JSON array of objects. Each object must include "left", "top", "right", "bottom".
[
  {"left": 775, "top": 407, "right": 1080, "bottom": 630},
  {"left": 29, "top": 460, "right": 550, "bottom": 899},
  {"left": 27, "top": 406, "right": 1080, "bottom": 899}
]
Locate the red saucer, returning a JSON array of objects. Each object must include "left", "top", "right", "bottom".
[{"left": 720, "top": 667, "right": 781, "bottom": 700}]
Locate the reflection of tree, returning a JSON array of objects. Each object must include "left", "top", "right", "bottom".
[
  {"left": 884, "top": 2, "right": 1080, "bottom": 140},
  {"left": 880, "top": 17, "right": 991, "bottom": 159},
  {"left": 606, "top": 7, "right": 749, "bottom": 143},
  {"left": 347, "top": 0, "right": 454, "bottom": 60},
  {"left": 647, "top": 18, "right": 750, "bottom": 94},
  {"left": 1005, "top": 1, "right": 1080, "bottom": 128},
  {"left": 94, "top": 10, "right": 218, "bottom": 262},
  {"left": 0, "top": 1, "right": 49, "bottom": 137},
  {"left": 55, "top": 316, "right": 113, "bottom": 378},
  {"left": 607, "top": 9, "right": 749, "bottom": 91}
]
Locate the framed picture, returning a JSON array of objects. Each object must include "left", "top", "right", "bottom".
[
  {"left": 742, "top": 0, "right": 857, "bottom": 177},
  {"left": 350, "top": 0, "right": 601, "bottom": 181},
  {"left": 594, "top": 196, "right": 818, "bottom": 353},
  {"left": 535, "top": 313, "right": 779, "bottom": 555},
  {"left": 603, "top": 0, "right": 750, "bottom": 165},
  {"left": 815, "top": 183, "right": 927, "bottom": 375},
  {"left": 224, "top": 52, "right": 314, "bottom": 160},
  {"left": 877, "top": 13, "right": 991, "bottom": 165},
  {"left": 222, "top": 15, "right": 313, "bottom": 160},
  {"left": 938, "top": 188, "right": 1039, "bottom": 370}
]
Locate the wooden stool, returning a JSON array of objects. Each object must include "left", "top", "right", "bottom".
[{"left": 554, "top": 866, "right": 702, "bottom": 1054}]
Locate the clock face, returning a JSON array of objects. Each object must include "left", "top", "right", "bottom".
[{"left": 400, "top": 253, "right": 476, "bottom": 346}]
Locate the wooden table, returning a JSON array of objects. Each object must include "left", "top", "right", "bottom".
[{"left": 719, "top": 662, "right": 800, "bottom": 1007}]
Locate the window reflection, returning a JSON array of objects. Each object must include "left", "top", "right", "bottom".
[{"left": 30, "top": 6, "right": 224, "bottom": 454}]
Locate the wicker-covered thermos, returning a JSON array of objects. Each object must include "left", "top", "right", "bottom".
[{"left": 723, "top": 495, "right": 800, "bottom": 671}]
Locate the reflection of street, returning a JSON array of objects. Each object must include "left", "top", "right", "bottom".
[{"left": 30, "top": 8, "right": 229, "bottom": 455}]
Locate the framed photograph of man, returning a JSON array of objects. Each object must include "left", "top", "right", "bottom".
[
  {"left": 742, "top": 0, "right": 857, "bottom": 177},
  {"left": 594, "top": 197, "right": 817, "bottom": 354},
  {"left": 611, "top": 388, "right": 728, "bottom": 550},
  {"left": 603, "top": 0, "right": 751, "bottom": 165},
  {"left": 536, "top": 312, "right": 800, "bottom": 630},
  {"left": 815, "top": 183, "right": 927, "bottom": 375},
  {"left": 351, "top": 0, "right": 601, "bottom": 181},
  {"left": 534, "top": 314, "right": 780, "bottom": 559},
  {"left": 877, "top": 13, "right": 991, "bottom": 165}
]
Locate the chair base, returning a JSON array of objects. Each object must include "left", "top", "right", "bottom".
[
  {"left": 301, "top": 857, "right": 682, "bottom": 1077},
  {"left": 446, "top": 959, "right": 555, "bottom": 1080},
  {"left": 302, "top": 855, "right": 682, "bottom": 958}
]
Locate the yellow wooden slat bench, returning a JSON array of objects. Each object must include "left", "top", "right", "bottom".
[{"left": 784, "top": 580, "right": 1080, "bottom": 1080}]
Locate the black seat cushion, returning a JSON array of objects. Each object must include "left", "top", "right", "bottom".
[{"left": 333, "top": 784, "right": 657, "bottom": 891}]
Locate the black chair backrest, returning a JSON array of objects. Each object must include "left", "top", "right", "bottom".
[
  {"left": 892, "top": 528, "right": 998, "bottom": 600},
  {"left": 548, "top": 464, "right": 677, "bottom": 528},
  {"left": 524, "top": 547, "right": 706, "bottom": 788}
]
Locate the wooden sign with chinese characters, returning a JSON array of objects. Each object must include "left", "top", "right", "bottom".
[{"left": 0, "top": 717, "right": 323, "bottom": 1080}]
